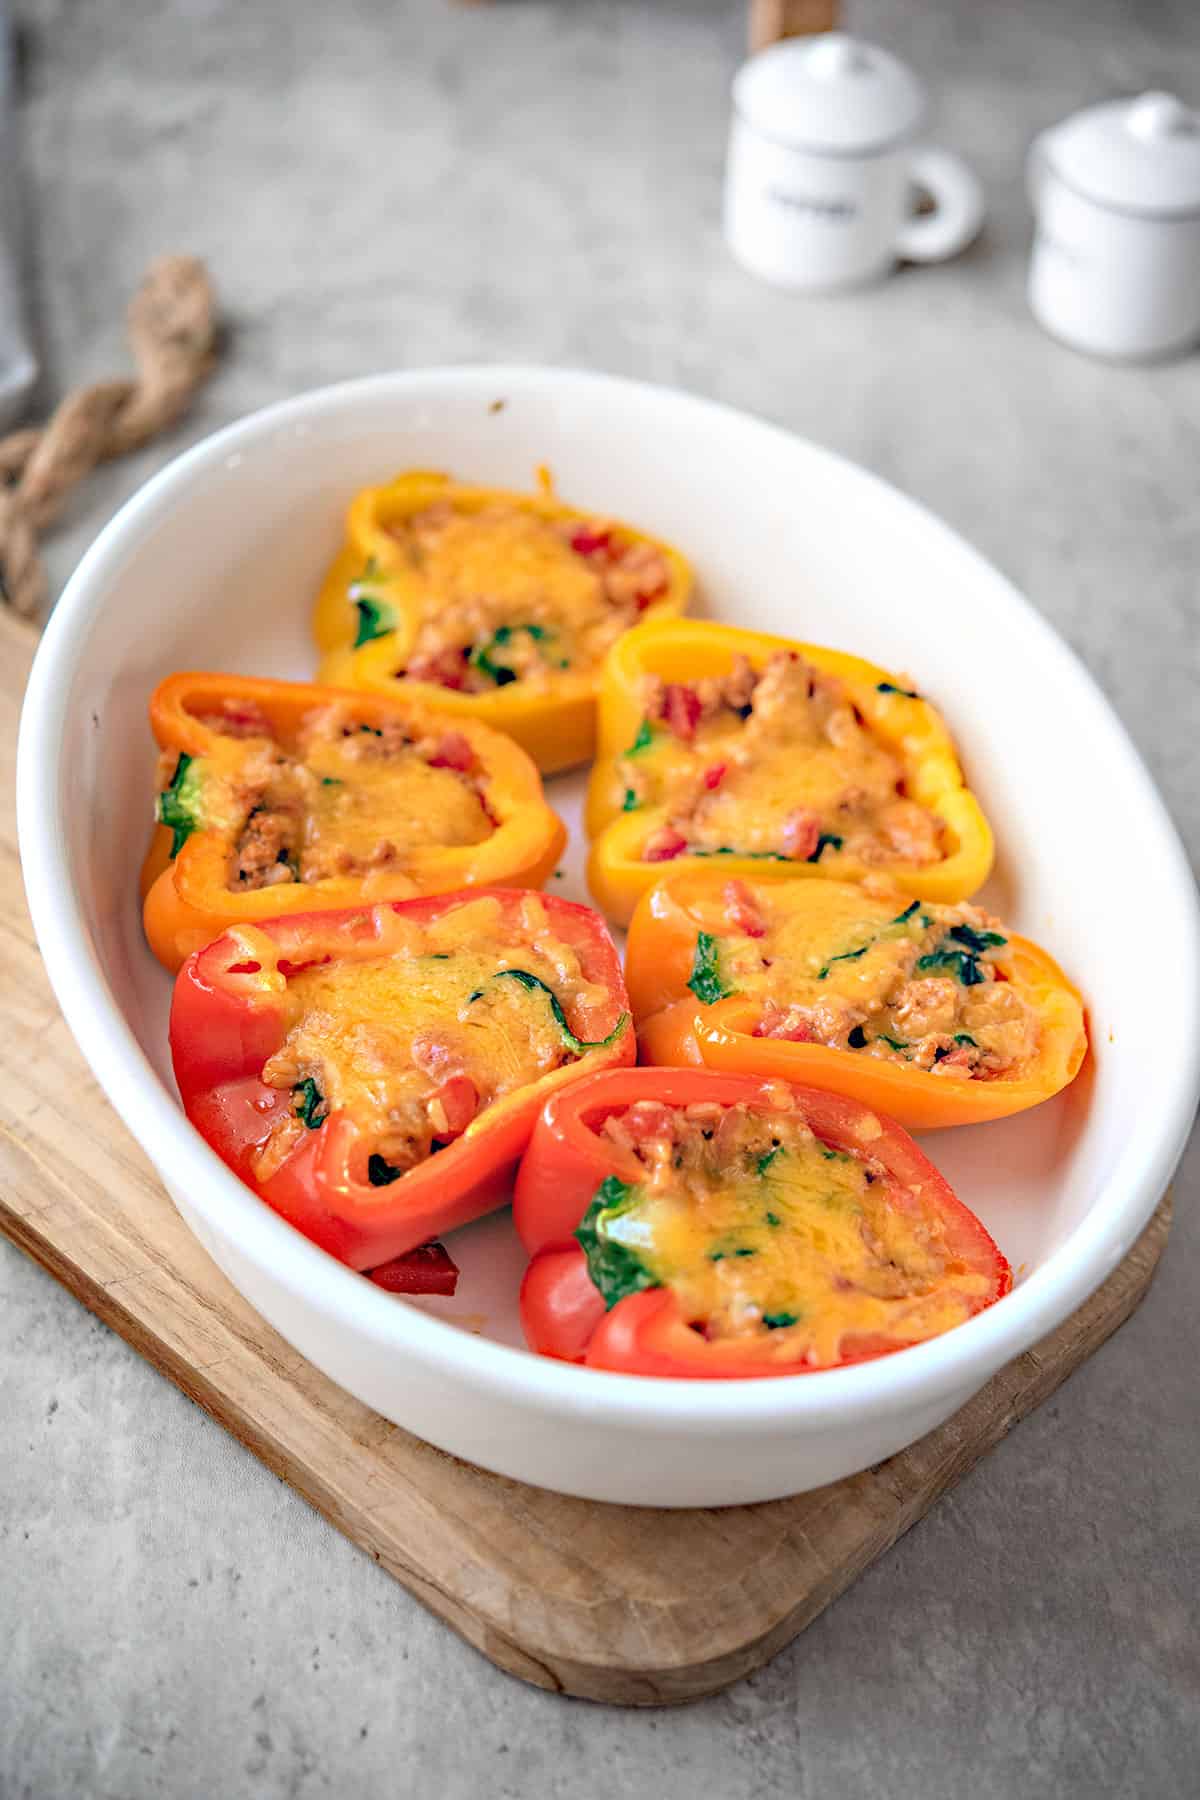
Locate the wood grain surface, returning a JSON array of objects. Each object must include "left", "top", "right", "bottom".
[{"left": 0, "top": 609, "right": 1170, "bottom": 1705}]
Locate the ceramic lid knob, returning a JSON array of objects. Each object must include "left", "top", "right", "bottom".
[
  {"left": 732, "top": 32, "right": 926, "bottom": 153},
  {"left": 1042, "top": 90, "right": 1200, "bottom": 216},
  {"left": 802, "top": 35, "right": 870, "bottom": 81},
  {"left": 1126, "top": 90, "right": 1194, "bottom": 143}
]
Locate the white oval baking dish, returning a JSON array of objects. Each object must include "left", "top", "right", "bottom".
[{"left": 17, "top": 367, "right": 1200, "bottom": 1506}]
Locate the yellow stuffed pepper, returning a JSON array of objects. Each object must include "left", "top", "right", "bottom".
[
  {"left": 313, "top": 470, "right": 691, "bottom": 775},
  {"left": 626, "top": 870, "right": 1087, "bottom": 1131},
  {"left": 141, "top": 672, "right": 566, "bottom": 971},
  {"left": 585, "top": 620, "right": 994, "bottom": 926}
]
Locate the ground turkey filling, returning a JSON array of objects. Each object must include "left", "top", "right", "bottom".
[
  {"left": 621, "top": 651, "right": 943, "bottom": 870},
  {"left": 252, "top": 895, "right": 619, "bottom": 1183},
  {"left": 702, "top": 881, "right": 1038, "bottom": 1080},
  {"left": 583, "top": 1095, "right": 987, "bottom": 1363},
  {"left": 379, "top": 502, "right": 671, "bottom": 692},
  {"left": 178, "top": 697, "right": 497, "bottom": 892}
]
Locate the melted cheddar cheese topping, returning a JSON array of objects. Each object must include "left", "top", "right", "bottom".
[
  {"left": 253, "top": 895, "right": 620, "bottom": 1182},
  {"left": 586, "top": 1099, "right": 990, "bottom": 1366},
  {"left": 160, "top": 699, "right": 495, "bottom": 893},
  {"left": 624, "top": 652, "right": 943, "bottom": 870},
  {"left": 385, "top": 502, "right": 671, "bottom": 691},
  {"left": 273, "top": 953, "right": 564, "bottom": 1129},
  {"left": 301, "top": 732, "right": 490, "bottom": 857},
  {"left": 690, "top": 879, "right": 1038, "bottom": 1079}
]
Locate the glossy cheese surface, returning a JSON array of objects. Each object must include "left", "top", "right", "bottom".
[
  {"left": 352, "top": 479, "right": 678, "bottom": 691},
  {"left": 679, "top": 879, "right": 1038, "bottom": 1079},
  {"left": 166, "top": 700, "right": 497, "bottom": 891},
  {"left": 295, "top": 735, "right": 492, "bottom": 858},
  {"left": 403, "top": 508, "right": 604, "bottom": 665},
  {"left": 250, "top": 895, "right": 618, "bottom": 1180},
  {"left": 621, "top": 652, "right": 944, "bottom": 871},
  {"left": 587, "top": 1101, "right": 992, "bottom": 1367},
  {"left": 273, "top": 949, "right": 567, "bottom": 1123}
]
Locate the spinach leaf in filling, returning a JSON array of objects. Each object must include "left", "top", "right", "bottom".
[
  {"left": 156, "top": 753, "right": 203, "bottom": 858},
  {"left": 688, "top": 931, "right": 735, "bottom": 1006},
  {"left": 947, "top": 922, "right": 1006, "bottom": 953},
  {"left": 915, "top": 945, "right": 988, "bottom": 986},
  {"left": 468, "top": 623, "right": 548, "bottom": 686},
  {"left": 293, "top": 1077, "right": 328, "bottom": 1129},
  {"left": 349, "top": 560, "right": 398, "bottom": 647},
  {"left": 575, "top": 1175, "right": 659, "bottom": 1309},
  {"left": 469, "top": 968, "right": 629, "bottom": 1055},
  {"left": 809, "top": 832, "right": 843, "bottom": 862}
]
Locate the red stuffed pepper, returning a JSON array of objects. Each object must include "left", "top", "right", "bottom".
[
  {"left": 171, "top": 889, "right": 633, "bottom": 1272},
  {"left": 515, "top": 1069, "right": 1010, "bottom": 1377}
]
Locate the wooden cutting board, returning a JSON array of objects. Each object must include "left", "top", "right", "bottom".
[{"left": 0, "top": 609, "right": 1171, "bottom": 1706}]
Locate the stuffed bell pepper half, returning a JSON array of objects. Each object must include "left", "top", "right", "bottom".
[
  {"left": 627, "top": 872, "right": 1088, "bottom": 1130},
  {"left": 585, "top": 620, "right": 994, "bottom": 926},
  {"left": 515, "top": 1069, "right": 1011, "bottom": 1376},
  {"left": 170, "top": 890, "right": 634, "bottom": 1272},
  {"left": 142, "top": 672, "right": 566, "bottom": 970},
  {"left": 312, "top": 470, "right": 692, "bottom": 774}
]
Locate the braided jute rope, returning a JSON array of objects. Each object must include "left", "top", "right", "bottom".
[{"left": 0, "top": 254, "right": 219, "bottom": 618}]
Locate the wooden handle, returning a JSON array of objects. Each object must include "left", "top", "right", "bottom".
[{"left": 749, "top": 0, "right": 839, "bottom": 52}]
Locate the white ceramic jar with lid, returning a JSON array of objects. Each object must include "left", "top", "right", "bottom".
[
  {"left": 1028, "top": 91, "right": 1200, "bottom": 360},
  {"left": 724, "top": 33, "right": 984, "bottom": 291}
]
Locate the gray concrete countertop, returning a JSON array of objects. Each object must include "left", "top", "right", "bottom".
[{"left": 3, "top": 2, "right": 1198, "bottom": 1795}]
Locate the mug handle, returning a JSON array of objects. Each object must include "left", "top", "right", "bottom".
[{"left": 895, "top": 146, "right": 985, "bottom": 263}]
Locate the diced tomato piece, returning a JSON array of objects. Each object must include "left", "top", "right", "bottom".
[
  {"left": 760, "top": 1018, "right": 818, "bottom": 1043},
  {"left": 644, "top": 826, "right": 688, "bottom": 863},
  {"left": 782, "top": 808, "right": 822, "bottom": 861},
  {"left": 429, "top": 1075, "right": 479, "bottom": 1140},
  {"left": 227, "top": 701, "right": 271, "bottom": 727},
  {"left": 703, "top": 763, "right": 727, "bottom": 791},
  {"left": 618, "top": 1101, "right": 677, "bottom": 1143},
  {"left": 754, "top": 1003, "right": 817, "bottom": 1042},
  {"left": 633, "top": 570, "right": 669, "bottom": 610},
  {"left": 367, "top": 1241, "right": 459, "bottom": 1296},
  {"left": 570, "top": 524, "right": 613, "bottom": 558},
  {"left": 427, "top": 731, "right": 476, "bottom": 772},
  {"left": 195, "top": 700, "right": 275, "bottom": 739},
  {"left": 662, "top": 684, "right": 703, "bottom": 742},
  {"left": 409, "top": 649, "right": 470, "bottom": 691},
  {"left": 723, "top": 879, "right": 765, "bottom": 938}
]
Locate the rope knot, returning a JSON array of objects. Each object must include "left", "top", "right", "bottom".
[{"left": 0, "top": 254, "right": 219, "bottom": 617}]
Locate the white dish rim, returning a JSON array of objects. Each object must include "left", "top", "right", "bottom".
[{"left": 16, "top": 363, "right": 1200, "bottom": 1435}]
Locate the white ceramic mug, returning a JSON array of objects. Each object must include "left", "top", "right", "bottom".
[
  {"left": 724, "top": 35, "right": 984, "bottom": 292},
  {"left": 1027, "top": 92, "right": 1200, "bottom": 361}
]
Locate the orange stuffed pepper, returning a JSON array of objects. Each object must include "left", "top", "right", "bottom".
[
  {"left": 142, "top": 672, "right": 565, "bottom": 971},
  {"left": 312, "top": 470, "right": 691, "bottom": 775},
  {"left": 627, "top": 871, "right": 1087, "bottom": 1131},
  {"left": 585, "top": 620, "right": 994, "bottom": 927}
]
